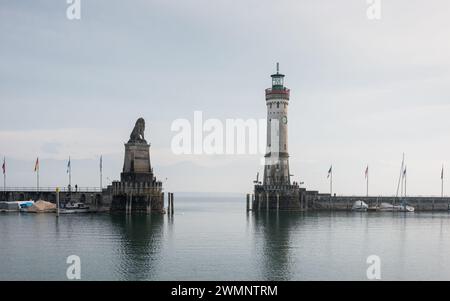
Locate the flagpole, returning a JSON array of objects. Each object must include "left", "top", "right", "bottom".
[
  {"left": 366, "top": 167, "right": 369, "bottom": 197},
  {"left": 330, "top": 166, "right": 333, "bottom": 196},
  {"left": 100, "top": 155, "right": 103, "bottom": 191},
  {"left": 69, "top": 156, "right": 72, "bottom": 192}
]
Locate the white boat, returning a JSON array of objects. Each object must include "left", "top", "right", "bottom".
[
  {"left": 60, "top": 203, "right": 90, "bottom": 214},
  {"left": 1, "top": 200, "right": 35, "bottom": 212},
  {"left": 378, "top": 202, "right": 414, "bottom": 212},
  {"left": 352, "top": 200, "right": 369, "bottom": 211},
  {"left": 403, "top": 205, "right": 415, "bottom": 212}
]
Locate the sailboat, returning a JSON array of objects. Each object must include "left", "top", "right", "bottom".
[{"left": 378, "top": 154, "right": 414, "bottom": 212}]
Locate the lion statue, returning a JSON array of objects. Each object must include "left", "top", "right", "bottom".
[{"left": 128, "top": 118, "right": 147, "bottom": 143}]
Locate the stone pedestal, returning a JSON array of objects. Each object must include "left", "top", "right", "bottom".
[{"left": 121, "top": 142, "right": 154, "bottom": 183}]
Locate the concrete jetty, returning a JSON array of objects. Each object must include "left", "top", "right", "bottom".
[
  {"left": 0, "top": 188, "right": 106, "bottom": 211},
  {"left": 251, "top": 189, "right": 450, "bottom": 212}
]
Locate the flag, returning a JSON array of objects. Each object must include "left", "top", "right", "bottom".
[
  {"left": 34, "top": 157, "right": 39, "bottom": 172},
  {"left": 2, "top": 157, "right": 5, "bottom": 175},
  {"left": 365, "top": 166, "right": 369, "bottom": 179},
  {"left": 100, "top": 155, "right": 103, "bottom": 172},
  {"left": 67, "top": 157, "right": 71, "bottom": 174},
  {"left": 327, "top": 166, "right": 332, "bottom": 178},
  {"left": 403, "top": 166, "right": 407, "bottom": 177},
  {"left": 441, "top": 166, "right": 444, "bottom": 180}
]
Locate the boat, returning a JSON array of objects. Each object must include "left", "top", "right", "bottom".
[
  {"left": 1, "top": 200, "right": 35, "bottom": 212},
  {"left": 374, "top": 154, "right": 414, "bottom": 213},
  {"left": 352, "top": 200, "right": 369, "bottom": 211},
  {"left": 60, "top": 203, "right": 90, "bottom": 214},
  {"left": 377, "top": 202, "right": 414, "bottom": 212}
]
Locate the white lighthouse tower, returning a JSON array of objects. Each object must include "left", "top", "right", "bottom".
[
  {"left": 264, "top": 63, "right": 291, "bottom": 186},
  {"left": 254, "top": 64, "right": 302, "bottom": 211}
]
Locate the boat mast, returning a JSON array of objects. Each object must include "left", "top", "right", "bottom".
[{"left": 395, "top": 153, "right": 405, "bottom": 206}]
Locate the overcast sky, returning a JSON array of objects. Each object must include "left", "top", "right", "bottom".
[{"left": 1, "top": 0, "right": 450, "bottom": 196}]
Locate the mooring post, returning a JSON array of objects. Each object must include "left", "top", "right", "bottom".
[
  {"left": 167, "top": 193, "right": 170, "bottom": 214},
  {"left": 56, "top": 187, "right": 60, "bottom": 218},
  {"left": 167, "top": 192, "right": 170, "bottom": 215},
  {"left": 167, "top": 192, "right": 170, "bottom": 214},
  {"left": 171, "top": 193, "right": 174, "bottom": 215},
  {"left": 246, "top": 194, "right": 250, "bottom": 211}
]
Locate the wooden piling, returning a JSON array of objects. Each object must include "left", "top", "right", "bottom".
[
  {"left": 167, "top": 193, "right": 171, "bottom": 214},
  {"left": 56, "top": 187, "right": 60, "bottom": 218},
  {"left": 246, "top": 194, "right": 250, "bottom": 211}
]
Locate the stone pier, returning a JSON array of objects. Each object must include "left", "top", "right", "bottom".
[{"left": 251, "top": 188, "right": 450, "bottom": 212}]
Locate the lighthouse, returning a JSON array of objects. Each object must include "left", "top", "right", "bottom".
[
  {"left": 264, "top": 63, "right": 291, "bottom": 186},
  {"left": 253, "top": 64, "right": 304, "bottom": 211}
]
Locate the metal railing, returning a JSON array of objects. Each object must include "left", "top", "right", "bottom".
[{"left": 1, "top": 187, "right": 103, "bottom": 193}]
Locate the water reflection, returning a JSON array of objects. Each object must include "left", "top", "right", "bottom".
[
  {"left": 109, "top": 213, "right": 164, "bottom": 280},
  {"left": 251, "top": 211, "right": 304, "bottom": 280}
]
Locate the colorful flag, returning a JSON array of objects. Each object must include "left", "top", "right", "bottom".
[
  {"left": 34, "top": 157, "right": 39, "bottom": 172},
  {"left": 327, "top": 166, "right": 332, "bottom": 178},
  {"left": 67, "top": 157, "right": 71, "bottom": 174},
  {"left": 365, "top": 166, "right": 369, "bottom": 178},
  {"left": 2, "top": 157, "right": 5, "bottom": 175}
]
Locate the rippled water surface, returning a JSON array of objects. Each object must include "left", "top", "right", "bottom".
[{"left": 1, "top": 197, "right": 450, "bottom": 280}]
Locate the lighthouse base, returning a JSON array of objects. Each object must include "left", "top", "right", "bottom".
[{"left": 253, "top": 184, "right": 307, "bottom": 211}]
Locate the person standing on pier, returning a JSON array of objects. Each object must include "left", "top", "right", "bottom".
[{"left": 2, "top": 157, "right": 5, "bottom": 191}]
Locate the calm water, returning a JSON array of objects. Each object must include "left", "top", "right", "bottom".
[{"left": 1, "top": 197, "right": 450, "bottom": 281}]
